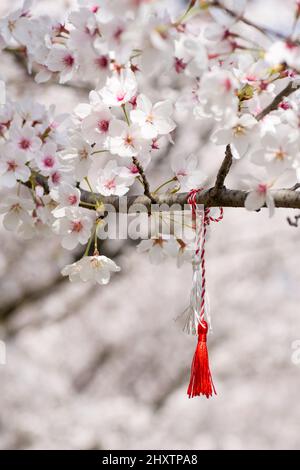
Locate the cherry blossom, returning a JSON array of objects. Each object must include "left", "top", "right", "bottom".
[
  {"left": 51, "top": 183, "right": 81, "bottom": 218},
  {"left": 96, "top": 160, "right": 136, "bottom": 196},
  {"left": 171, "top": 154, "right": 207, "bottom": 192},
  {"left": 194, "top": 69, "right": 239, "bottom": 122},
  {"left": 0, "top": 144, "right": 31, "bottom": 187},
  {"left": 54, "top": 207, "right": 96, "bottom": 250},
  {"left": 0, "top": 194, "right": 34, "bottom": 230},
  {"left": 108, "top": 120, "right": 150, "bottom": 158},
  {"left": 35, "top": 142, "right": 59, "bottom": 175},
  {"left": 10, "top": 122, "right": 41, "bottom": 159},
  {"left": 64, "top": 134, "right": 93, "bottom": 180},
  {"left": 250, "top": 126, "right": 299, "bottom": 176},
  {"left": 61, "top": 255, "right": 120, "bottom": 285},
  {"left": 0, "top": 0, "right": 32, "bottom": 44},
  {"left": 244, "top": 174, "right": 276, "bottom": 217},
  {"left": 45, "top": 45, "right": 77, "bottom": 84},
  {"left": 174, "top": 36, "right": 208, "bottom": 78},
  {"left": 81, "top": 103, "right": 113, "bottom": 145},
  {"left": 99, "top": 70, "right": 137, "bottom": 107},
  {"left": 211, "top": 114, "right": 258, "bottom": 159},
  {"left": 130, "top": 94, "right": 176, "bottom": 139},
  {"left": 137, "top": 236, "right": 179, "bottom": 265}
]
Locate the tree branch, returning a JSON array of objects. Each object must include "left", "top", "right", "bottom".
[
  {"left": 132, "top": 156, "right": 156, "bottom": 203},
  {"left": 29, "top": 173, "right": 300, "bottom": 212},
  {"left": 287, "top": 213, "right": 300, "bottom": 227},
  {"left": 257, "top": 82, "right": 300, "bottom": 121},
  {"left": 212, "top": 144, "right": 233, "bottom": 194},
  {"left": 79, "top": 187, "right": 300, "bottom": 211}
]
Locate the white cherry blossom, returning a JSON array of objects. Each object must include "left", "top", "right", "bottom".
[
  {"left": 10, "top": 122, "right": 42, "bottom": 159},
  {"left": 51, "top": 183, "right": 81, "bottom": 218},
  {"left": 45, "top": 45, "right": 77, "bottom": 84},
  {"left": 130, "top": 94, "right": 176, "bottom": 139},
  {"left": 108, "top": 120, "right": 150, "bottom": 158},
  {"left": 137, "top": 236, "right": 179, "bottom": 265},
  {"left": 250, "top": 126, "right": 299, "bottom": 176},
  {"left": 54, "top": 207, "right": 96, "bottom": 250},
  {"left": 64, "top": 134, "right": 93, "bottom": 180},
  {"left": 99, "top": 70, "right": 137, "bottom": 107},
  {"left": 171, "top": 154, "right": 207, "bottom": 192},
  {"left": 211, "top": 114, "right": 258, "bottom": 158},
  {"left": 81, "top": 103, "right": 113, "bottom": 145},
  {"left": 194, "top": 69, "right": 239, "bottom": 122},
  {"left": 0, "top": 194, "right": 34, "bottom": 230},
  {"left": 61, "top": 255, "right": 120, "bottom": 285},
  {"left": 244, "top": 175, "right": 275, "bottom": 217},
  {"left": 0, "top": 144, "right": 31, "bottom": 187},
  {"left": 35, "top": 142, "right": 59, "bottom": 176},
  {"left": 96, "top": 160, "right": 135, "bottom": 196}
]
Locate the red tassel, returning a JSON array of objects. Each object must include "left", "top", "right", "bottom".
[{"left": 187, "top": 320, "right": 216, "bottom": 399}]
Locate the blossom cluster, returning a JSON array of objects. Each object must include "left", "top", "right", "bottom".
[{"left": 0, "top": 0, "right": 300, "bottom": 281}]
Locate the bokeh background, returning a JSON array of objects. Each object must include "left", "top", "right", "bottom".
[{"left": 0, "top": 0, "right": 300, "bottom": 450}]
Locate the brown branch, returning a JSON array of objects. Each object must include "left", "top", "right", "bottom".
[
  {"left": 212, "top": 144, "right": 233, "bottom": 194},
  {"left": 29, "top": 174, "right": 300, "bottom": 211},
  {"left": 257, "top": 82, "right": 300, "bottom": 121},
  {"left": 81, "top": 188, "right": 300, "bottom": 211},
  {"left": 132, "top": 156, "right": 156, "bottom": 203},
  {"left": 287, "top": 213, "right": 300, "bottom": 227}
]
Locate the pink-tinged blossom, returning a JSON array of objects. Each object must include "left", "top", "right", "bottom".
[
  {"left": 171, "top": 154, "right": 207, "bottom": 192},
  {"left": 96, "top": 160, "right": 136, "bottom": 196},
  {"left": 0, "top": 144, "right": 31, "bottom": 188},
  {"left": 99, "top": 70, "right": 137, "bottom": 107},
  {"left": 137, "top": 236, "right": 179, "bottom": 265},
  {"left": 0, "top": 0, "right": 32, "bottom": 43},
  {"left": 211, "top": 114, "right": 258, "bottom": 159},
  {"left": 10, "top": 122, "right": 42, "bottom": 159},
  {"left": 54, "top": 207, "right": 96, "bottom": 250},
  {"left": 0, "top": 194, "right": 34, "bottom": 231},
  {"left": 174, "top": 36, "right": 208, "bottom": 78},
  {"left": 61, "top": 255, "right": 120, "bottom": 285},
  {"left": 51, "top": 183, "right": 81, "bottom": 218},
  {"left": 81, "top": 104, "right": 113, "bottom": 145},
  {"left": 45, "top": 45, "right": 77, "bottom": 84},
  {"left": 35, "top": 142, "right": 59, "bottom": 176},
  {"left": 244, "top": 175, "right": 275, "bottom": 217},
  {"left": 64, "top": 134, "right": 93, "bottom": 181},
  {"left": 265, "top": 41, "right": 300, "bottom": 70},
  {"left": 194, "top": 69, "right": 239, "bottom": 121},
  {"left": 130, "top": 94, "right": 176, "bottom": 139},
  {"left": 108, "top": 120, "right": 150, "bottom": 157},
  {"left": 250, "top": 126, "right": 298, "bottom": 176}
]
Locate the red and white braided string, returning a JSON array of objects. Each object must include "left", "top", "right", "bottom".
[{"left": 188, "top": 189, "right": 224, "bottom": 327}]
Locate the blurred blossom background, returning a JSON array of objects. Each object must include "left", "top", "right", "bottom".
[{"left": 1, "top": 0, "right": 300, "bottom": 450}]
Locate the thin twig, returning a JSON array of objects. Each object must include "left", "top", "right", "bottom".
[
  {"left": 132, "top": 157, "right": 156, "bottom": 203},
  {"left": 257, "top": 82, "right": 300, "bottom": 121},
  {"left": 287, "top": 214, "right": 300, "bottom": 227},
  {"left": 212, "top": 144, "right": 233, "bottom": 194}
]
